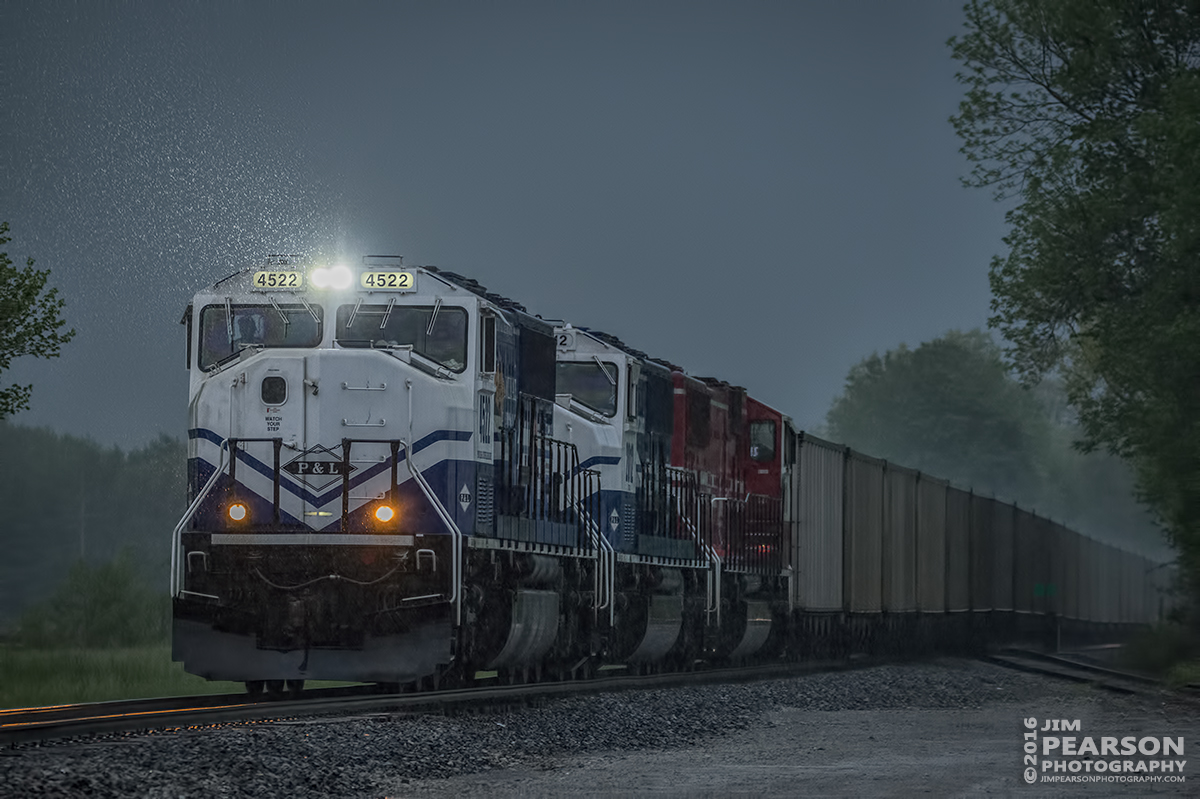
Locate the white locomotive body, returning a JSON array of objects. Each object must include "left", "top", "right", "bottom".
[{"left": 175, "top": 258, "right": 509, "bottom": 686}]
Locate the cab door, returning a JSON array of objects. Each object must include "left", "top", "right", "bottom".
[
  {"left": 233, "top": 352, "right": 308, "bottom": 524},
  {"left": 242, "top": 356, "right": 306, "bottom": 445}
]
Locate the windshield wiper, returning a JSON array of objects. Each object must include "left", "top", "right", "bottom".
[
  {"left": 346, "top": 297, "right": 363, "bottom": 329},
  {"left": 298, "top": 295, "right": 320, "bottom": 324},
  {"left": 267, "top": 295, "right": 289, "bottom": 330},
  {"left": 207, "top": 344, "right": 257, "bottom": 372},
  {"left": 426, "top": 297, "right": 443, "bottom": 335},
  {"left": 593, "top": 356, "right": 616, "bottom": 386},
  {"left": 380, "top": 297, "right": 397, "bottom": 329}
]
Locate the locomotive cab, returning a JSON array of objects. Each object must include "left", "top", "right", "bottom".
[{"left": 173, "top": 257, "right": 491, "bottom": 686}]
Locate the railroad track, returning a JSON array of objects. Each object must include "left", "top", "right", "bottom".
[
  {"left": 0, "top": 659, "right": 853, "bottom": 746},
  {"left": 0, "top": 683, "right": 378, "bottom": 746},
  {"left": 13, "top": 648, "right": 1186, "bottom": 746},
  {"left": 986, "top": 648, "right": 1185, "bottom": 696}
]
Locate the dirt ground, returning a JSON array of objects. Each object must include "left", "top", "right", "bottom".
[{"left": 398, "top": 689, "right": 1200, "bottom": 798}]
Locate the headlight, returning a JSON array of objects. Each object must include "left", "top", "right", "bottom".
[
  {"left": 228, "top": 503, "right": 248, "bottom": 522},
  {"left": 374, "top": 505, "right": 395, "bottom": 523},
  {"left": 310, "top": 264, "right": 353, "bottom": 290}
]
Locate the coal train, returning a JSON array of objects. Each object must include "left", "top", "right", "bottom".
[{"left": 171, "top": 257, "right": 1171, "bottom": 693}]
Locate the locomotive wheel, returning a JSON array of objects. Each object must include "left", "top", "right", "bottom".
[
  {"left": 265, "top": 679, "right": 286, "bottom": 698},
  {"left": 245, "top": 680, "right": 265, "bottom": 696},
  {"left": 285, "top": 679, "right": 305, "bottom": 698}
]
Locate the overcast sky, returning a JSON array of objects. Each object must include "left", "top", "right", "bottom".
[{"left": 2, "top": 1, "right": 1007, "bottom": 449}]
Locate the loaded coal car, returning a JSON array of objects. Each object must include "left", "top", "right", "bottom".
[{"left": 781, "top": 430, "right": 1174, "bottom": 658}]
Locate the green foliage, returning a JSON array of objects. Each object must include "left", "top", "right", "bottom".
[
  {"left": 950, "top": 2, "right": 1200, "bottom": 585},
  {"left": 825, "top": 329, "right": 1163, "bottom": 551},
  {"left": 0, "top": 645, "right": 246, "bottom": 709},
  {"left": 1120, "top": 622, "right": 1200, "bottom": 678},
  {"left": 827, "top": 330, "right": 1050, "bottom": 501},
  {"left": 0, "top": 222, "right": 75, "bottom": 419},
  {"left": 14, "top": 556, "right": 169, "bottom": 648},
  {"left": 1166, "top": 659, "right": 1200, "bottom": 688},
  {"left": 0, "top": 423, "right": 186, "bottom": 627},
  {"left": 0, "top": 645, "right": 359, "bottom": 709}
]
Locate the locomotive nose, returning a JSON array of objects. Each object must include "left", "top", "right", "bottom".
[{"left": 306, "top": 350, "right": 407, "bottom": 444}]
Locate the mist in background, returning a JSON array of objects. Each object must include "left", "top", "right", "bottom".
[
  {"left": 823, "top": 330, "right": 1167, "bottom": 558},
  {"left": 3, "top": 1, "right": 1006, "bottom": 448}
]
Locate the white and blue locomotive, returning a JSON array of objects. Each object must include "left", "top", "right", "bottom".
[{"left": 172, "top": 257, "right": 779, "bottom": 692}]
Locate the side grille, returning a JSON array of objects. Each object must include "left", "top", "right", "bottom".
[
  {"left": 622, "top": 500, "right": 636, "bottom": 548},
  {"left": 476, "top": 471, "right": 494, "bottom": 532}
]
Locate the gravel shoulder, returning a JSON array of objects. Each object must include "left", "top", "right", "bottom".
[{"left": 4, "top": 659, "right": 1198, "bottom": 798}]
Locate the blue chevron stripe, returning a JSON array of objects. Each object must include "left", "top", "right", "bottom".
[{"left": 187, "top": 427, "right": 472, "bottom": 506}]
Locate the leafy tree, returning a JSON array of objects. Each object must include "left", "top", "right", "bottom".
[
  {"left": 949, "top": 2, "right": 1200, "bottom": 581},
  {"left": 826, "top": 329, "right": 1052, "bottom": 504},
  {"left": 826, "top": 330, "right": 1163, "bottom": 551},
  {"left": 0, "top": 423, "right": 186, "bottom": 629},
  {"left": 0, "top": 222, "right": 75, "bottom": 419}
]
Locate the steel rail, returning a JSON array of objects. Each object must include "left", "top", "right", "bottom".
[
  {"left": 12, "top": 648, "right": 1181, "bottom": 747},
  {"left": 985, "top": 648, "right": 1178, "bottom": 697},
  {"left": 1001, "top": 648, "right": 1161, "bottom": 685},
  {"left": 1, "top": 659, "right": 861, "bottom": 746}
]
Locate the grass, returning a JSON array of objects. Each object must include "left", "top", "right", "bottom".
[
  {"left": 1118, "top": 622, "right": 1200, "bottom": 677},
  {"left": 0, "top": 643, "right": 247, "bottom": 710},
  {"left": 1165, "top": 659, "right": 1200, "bottom": 688}
]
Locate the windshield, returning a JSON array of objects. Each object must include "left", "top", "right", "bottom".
[
  {"left": 198, "top": 303, "right": 322, "bottom": 370},
  {"left": 557, "top": 360, "right": 618, "bottom": 417},
  {"left": 750, "top": 420, "right": 776, "bottom": 462},
  {"left": 336, "top": 303, "right": 467, "bottom": 372}
]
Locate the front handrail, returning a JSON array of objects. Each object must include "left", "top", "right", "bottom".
[
  {"left": 335, "top": 435, "right": 465, "bottom": 626},
  {"left": 170, "top": 438, "right": 230, "bottom": 598},
  {"left": 175, "top": 433, "right": 465, "bottom": 623},
  {"left": 571, "top": 493, "right": 614, "bottom": 624},
  {"left": 394, "top": 438, "right": 464, "bottom": 626}
]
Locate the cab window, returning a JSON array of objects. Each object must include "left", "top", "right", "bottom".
[
  {"left": 198, "top": 304, "right": 322, "bottom": 370},
  {"left": 687, "top": 389, "right": 711, "bottom": 447},
  {"left": 556, "top": 360, "right": 618, "bottom": 417},
  {"left": 336, "top": 304, "right": 467, "bottom": 372},
  {"left": 750, "top": 420, "right": 777, "bottom": 462}
]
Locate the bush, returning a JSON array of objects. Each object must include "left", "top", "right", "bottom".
[
  {"left": 15, "top": 555, "right": 170, "bottom": 648},
  {"left": 1119, "top": 622, "right": 1200, "bottom": 677}
]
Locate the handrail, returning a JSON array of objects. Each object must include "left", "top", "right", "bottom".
[
  {"left": 177, "top": 430, "right": 465, "bottom": 624},
  {"left": 572, "top": 494, "right": 614, "bottom": 624},
  {"left": 170, "top": 438, "right": 230, "bottom": 598},
  {"left": 706, "top": 544, "right": 723, "bottom": 626},
  {"left": 666, "top": 467, "right": 721, "bottom": 624},
  {"left": 397, "top": 438, "right": 464, "bottom": 626}
]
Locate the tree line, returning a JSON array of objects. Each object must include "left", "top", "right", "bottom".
[
  {"left": 950, "top": 1, "right": 1200, "bottom": 596},
  {"left": 0, "top": 423, "right": 185, "bottom": 632},
  {"left": 825, "top": 329, "right": 1165, "bottom": 557}
]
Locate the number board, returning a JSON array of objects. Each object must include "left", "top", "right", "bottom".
[
  {"left": 361, "top": 270, "right": 415, "bottom": 291},
  {"left": 252, "top": 271, "right": 304, "bottom": 290}
]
